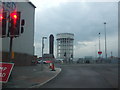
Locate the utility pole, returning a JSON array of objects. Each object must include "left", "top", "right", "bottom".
[{"left": 41, "top": 37, "right": 47, "bottom": 71}]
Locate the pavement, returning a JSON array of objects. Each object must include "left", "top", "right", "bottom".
[{"left": 2, "top": 64, "right": 61, "bottom": 88}]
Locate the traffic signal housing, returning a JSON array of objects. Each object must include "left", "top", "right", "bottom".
[
  {"left": 0, "top": 12, "right": 7, "bottom": 38},
  {"left": 9, "top": 12, "right": 21, "bottom": 37}
]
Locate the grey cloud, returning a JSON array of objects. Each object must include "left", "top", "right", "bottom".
[
  {"left": 34, "top": 2, "right": 118, "bottom": 57},
  {"left": 35, "top": 2, "right": 117, "bottom": 42},
  {"left": 77, "top": 42, "right": 88, "bottom": 47}
]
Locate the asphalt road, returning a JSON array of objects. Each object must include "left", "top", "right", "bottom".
[{"left": 40, "top": 64, "right": 118, "bottom": 88}]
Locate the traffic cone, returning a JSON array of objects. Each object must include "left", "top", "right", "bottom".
[{"left": 51, "top": 63, "right": 55, "bottom": 71}]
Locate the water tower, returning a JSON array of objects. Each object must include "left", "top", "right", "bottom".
[{"left": 56, "top": 33, "right": 74, "bottom": 60}]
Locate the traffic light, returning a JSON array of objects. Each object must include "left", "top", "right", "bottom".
[
  {"left": 0, "top": 12, "right": 7, "bottom": 38},
  {"left": 9, "top": 12, "right": 21, "bottom": 37}
]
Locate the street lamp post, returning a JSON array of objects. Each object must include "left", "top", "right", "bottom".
[
  {"left": 104, "top": 22, "right": 107, "bottom": 60},
  {"left": 41, "top": 37, "right": 47, "bottom": 71},
  {"left": 99, "top": 32, "right": 101, "bottom": 59},
  {"left": 94, "top": 44, "right": 97, "bottom": 60}
]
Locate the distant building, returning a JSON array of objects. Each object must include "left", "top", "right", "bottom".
[
  {"left": 84, "top": 56, "right": 94, "bottom": 63},
  {"left": 84, "top": 56, "right": 93, "bottom": 60},
  {"left": 56, "top": 33, "right": 74, "bottom": 62},
  {"left": 1, "top": 1, "right": 36, "bottom": 66},
  {"left": 49, "top": 34, "right": 54, "bottom": 55}
]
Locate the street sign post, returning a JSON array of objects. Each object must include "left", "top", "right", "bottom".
[{"left": 0, "top": 62, "right": 14, "bottom": 83}]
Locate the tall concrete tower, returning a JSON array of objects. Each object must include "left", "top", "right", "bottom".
[
  {"left": 56, "top": 33, "right": 74, "bottom": 60},
  {"left": 49, "top": 34, "right": 54, "bottom": 55}
]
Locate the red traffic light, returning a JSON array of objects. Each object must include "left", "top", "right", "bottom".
[
  {"left": 1, "top": 12, "right": 7, "bottom": 37},
  {"left": 0, "top": 14, "right": 3, "bottom": 20},
  {"left": 0, "top": 14, "right": 3, "bottom": 22},
  {"left": 10, "top": 12, "right": 18, "bottom": 20},
  {"left": 9, "top": 12, "right": 21, "bottom": 37}
]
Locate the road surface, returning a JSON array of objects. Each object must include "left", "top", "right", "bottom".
[{"left": 40, "top": 64, "right": 118, "bottom": 88}]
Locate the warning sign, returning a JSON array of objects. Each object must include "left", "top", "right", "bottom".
[{"left": 0, "top": 62, "right": 14, "bottom": 83}]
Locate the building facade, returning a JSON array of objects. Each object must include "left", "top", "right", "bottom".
[
  {"left": 1, "top": 1, "right": 36, "bottom": 66},
  {"left": 49, "top": 34, "right": 54, "bottom": 55},
  {"left": 56, "top": 33, "right": 74, "bottom": 61}
]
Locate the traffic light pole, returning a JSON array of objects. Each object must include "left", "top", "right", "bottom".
[
  {"left": 1, "top": 11, "right": 23, "bottom": 62},
  {"left": 9, "top": 36, "right": 13, "bottom": 62}
]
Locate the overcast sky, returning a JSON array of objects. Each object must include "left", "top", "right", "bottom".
[{"left": 31, "top": 0, "right": 118, "bottom": 58}]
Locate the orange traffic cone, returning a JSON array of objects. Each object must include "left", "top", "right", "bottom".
[{"left": 51, "top": 63, "right": 55, "bottom": 71}]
